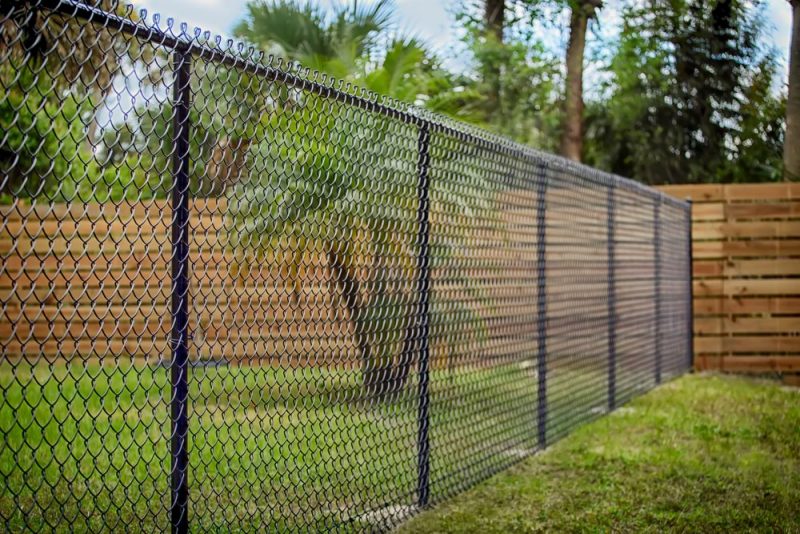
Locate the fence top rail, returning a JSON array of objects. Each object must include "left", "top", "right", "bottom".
[{"left": 31, "top": 0, "right": 688, "bottom": 211}]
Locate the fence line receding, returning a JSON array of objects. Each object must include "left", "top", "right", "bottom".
[{"left": 0, "top": 1, "right": 692, "bottom": 531}]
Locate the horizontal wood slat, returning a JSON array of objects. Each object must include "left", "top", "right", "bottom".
[
  {"left": 694, "top": 297, "right": 800, "bottom": 314},
  {"left": 695, "top": 355, "right": 800, "bottom": 373}
]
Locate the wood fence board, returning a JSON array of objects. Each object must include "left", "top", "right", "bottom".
[
  {"left": 723, "top": 259, "right": 800, "bottom": 277},
  {"left": 693, "top": 260, "right": 723, "bottom": 277},
  {"left": 689, "top": 278, "right": 800, "bottom": 299},
  {"left": 693, "top": 297, "right": 800, "bottom": 314},
  {"left": 722, "top": 183, "right": 800, "bottom": 201},
  {"left": 711, "top": 356, "right": 800, "bottom": 372},
  {"left": 726, "top": 202, "right": 800, "bottom": 220},
  {"left": 660, "top": 184, "right": 724, "bottom": 202},
  {"left": 694, "top": 317, "right": 800, "bottom": 335},
  {"left": 691, "top": 203, "right": 726, "bottom": 221},
  {"left": 694, "top": 335, "right": 800, "bottom": 353},
  {"left": 695, "top": 355, "right": 800, "bottom": 372},
  {"left": 692, "top": 221, "right": 800, "bottom": 239},
  {"left": 692, "top": 239, "right": 800, "bottom": 259}
]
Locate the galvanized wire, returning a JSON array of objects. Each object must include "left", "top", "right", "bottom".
[{"left": 0, "top": 1, "right": 692, "bottom": 532}]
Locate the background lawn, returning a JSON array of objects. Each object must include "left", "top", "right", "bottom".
[
  {"left": 1, "top": 360, "right": 551, "bottom": 531},
  {"left": 399, "top": 373, "right": 800, "bottom": 533}
]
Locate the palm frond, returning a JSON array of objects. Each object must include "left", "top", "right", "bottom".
[{"left": 234, "top": 1, "right": 332, "bottom": 59}]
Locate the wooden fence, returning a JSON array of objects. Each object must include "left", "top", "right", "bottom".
[
  {"left": 660, "top": 183, "right": 800, "bottom": 377},
  {"left": 0, "top": 197, "right": 541, "bottom": 367},
  {"left": 1, "top": 188, "right": 677, "bottom": 375},
  {"left": 6, "top": 184, "right": 795, "bottom": 378}
]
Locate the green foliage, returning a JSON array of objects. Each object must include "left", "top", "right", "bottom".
[
  {"left": 0, "top": 0, "right": 151, "bottom": 203},
  {"left": 445, "top": 6, "right": 563, "bottom": 151},
  {"left": 233, "top": 0, "right": 394, "bottom": 77},
  {"left": 98, "top": 99, "right": 220, "bottom": 199},
  {"left": 227, "top": 93, "right": 417, "bottom": 255},
  {"left": 365, "top": 38, "right": 449, "bottom": 105},
  {"left": 0, "top": 66, "right": 164, "bottom": 203},
  {"left": 0, "top": 66, "right": 88, "bottom": 202},
  {"left": 584, "top": 0, "right": 786, "bottom": 184}
]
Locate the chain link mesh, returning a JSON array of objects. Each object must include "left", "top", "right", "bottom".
[{"left": 1, "top": 1, "right": 693, "bottom": 531}]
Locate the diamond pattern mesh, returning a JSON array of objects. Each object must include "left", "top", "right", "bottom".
[{"left": 0, "top": 1, "right": 692, "bottom": 531}]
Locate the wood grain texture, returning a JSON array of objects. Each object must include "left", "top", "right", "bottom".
[{"left": 660, "top": 183, "right": 800, "bottom": 377}]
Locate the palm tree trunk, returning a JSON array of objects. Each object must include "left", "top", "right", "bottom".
[
  {"left": 327, "top": 247, "right": 385, "bottom": 396},
  {"left": 785, "top": 0, "right": 800, "bottom": 180},
  {"left": 560, "top": 0, "right": 601, "bottom": 162},
  {"left": 206, "top": 136, "right": 252, "bottom": 193},
  {"left": 381, "top": 301, "right": 418, "bottom": 400},
  {"left": 484, "top": 0, "right": 505, "bottom": 113}
]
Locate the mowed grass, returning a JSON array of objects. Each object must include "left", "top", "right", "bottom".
[
  {"left": 399, "top": 373, "right": 800, "bottom": 533},
  {"left": 1, "top": 359, "right": 559, "bottom": 531}
]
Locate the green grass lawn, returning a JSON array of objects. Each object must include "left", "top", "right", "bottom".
[
  {"left": 1, "top": 360, "right": 556, "bottom": 531},
  {"left": 0, "top": 357, "right": 699, "bottom": 532},
  {"left": 399, "top": 373, "right": 800, "bottom": 533}
]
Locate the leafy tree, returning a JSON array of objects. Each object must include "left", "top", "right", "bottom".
[
  {"left": 99, "top": 101, "right": 219, "bottom": 198},
  {"left": 0, "top": 66, "right": 87, "bottom": 201},
  {"left": 0, "top": 1, "right": 145, "bottom": 200},
  {"left": 448, "top": 2, "right": 562, "bottom": 149},
  {"left": 585, "top": 0, "right": 785, "bottom": 184},
  {"left": 475, "top": 0, "right": 599, "bottom": 159}
]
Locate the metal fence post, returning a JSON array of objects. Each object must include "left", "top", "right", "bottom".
[
  {"left": 535, "top": 163, "right": 548, "bottom": 449},
  {"left": 654, "top": 199, "right": 662, "bottom": 385},
  {"left": 607, "top": 183, "right": 617, "bottom": 412},
  {"left": 415, "top": 123, "right": 432, "bottom": 508},
  {"left": 170, "top": 49, "right": 192, "bottom": 534},
  {"left": 686, "top": 201, "right": 694, "bottom": 371}
]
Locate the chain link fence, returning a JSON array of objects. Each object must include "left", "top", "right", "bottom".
[{"left": 1, "top": 1, "right": 693, "bottom": 531}]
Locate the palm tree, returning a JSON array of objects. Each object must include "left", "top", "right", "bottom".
[
  {"left": 220, "top": 1, "right": 499, "bottom": 399},
  {"left": 225, "top": 86, "right": 496, "bottom": 399},
  {"left": 226, "top": 92, "right": 419, "bottom": 396}
]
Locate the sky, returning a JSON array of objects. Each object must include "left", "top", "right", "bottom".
[{"left": 132, "top": 0, "right": 794, "bottom": 84}]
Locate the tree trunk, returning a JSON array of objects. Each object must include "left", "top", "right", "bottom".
[
  {"left": 560, "top": 0, "right": 601, "bottom": 162},
  {"left": 785, "top": 0, "right": 800, "bottom": 180},
  {"left": 484, "top": 0, "right": 505, "bottom": 113},
  {"left": 381, "top": 297, "right": 418, "bottom": 400},
  {"left": 205, "top": 136, "right": 252, "bottom": 193},
  {"left": 327, "top": 247, "right": 385, "bottom": 397}
]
